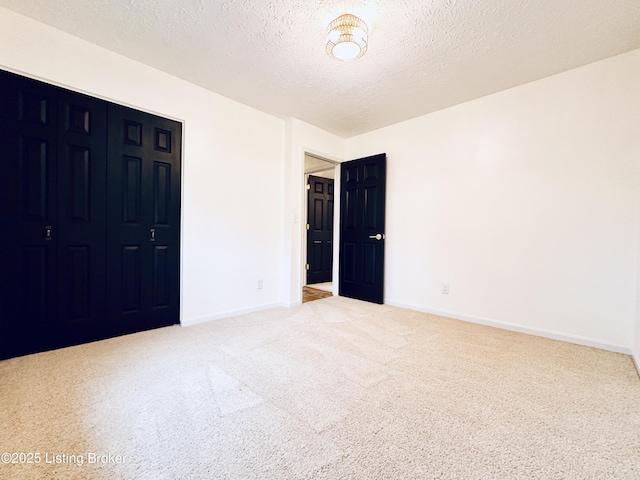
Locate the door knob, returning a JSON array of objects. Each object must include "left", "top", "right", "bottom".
[
  {"left": 45, "top": 225, "right": 52, "bottom": 241},
  {"left": 150, "top": 228, "right": 155, "bottom": 242},
  {"left": 368, "top": 233, "right": 384, "bottom": 240}
]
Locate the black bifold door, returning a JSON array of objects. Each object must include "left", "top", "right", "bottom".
[{"left": 0, "top": 70, "right": 181, "bottom": 359}]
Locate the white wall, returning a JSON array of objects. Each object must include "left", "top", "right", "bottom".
[
  {"left": 0, "top": 7, "right": 286, "bottom": 325},
  {"left": 283, "top": 119, "right": 344, "bottom": 305},
  {"left": 346, "top": 49, "right": 640, "bottom": 352}
]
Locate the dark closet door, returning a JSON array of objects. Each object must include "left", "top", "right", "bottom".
[
  {"left": 0, "top": 69, "right": 182, "bottom": 359},
  {"left": 0, "top": 72, "right": 110, "bottom": 357},
  {"left": 307, "top": 175, "right": 334, "bottom": 284},
  {"left": 55, "top": 90, "right": 108, "bottom": 347},
  {"left": 106, "top": 104, "right": 181, "bottom": 336},
  {"left": 0, "top": 73, "right": 59, "bottom": 357}
]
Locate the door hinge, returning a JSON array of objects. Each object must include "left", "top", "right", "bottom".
[
  {"left": 306, "top": 184, "right": 310, "bottom": 190},
  {"left": 306, "top": 223, "right": 310, "bottom": 230},
  {"left": 306, "top": 264, "right": 309, "bottom": 270}
]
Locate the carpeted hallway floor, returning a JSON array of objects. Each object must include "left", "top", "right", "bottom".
[{"left": 1, "top": 296, "right": 639, "bottom": 479}]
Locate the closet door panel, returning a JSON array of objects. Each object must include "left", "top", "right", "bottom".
[
  {"left": 55, "top": 91, "right": 108, "bottom": 344},
  {"left": 0, "top": 72, "right": 58, "bottom": 357},
  {"left": 107, "top": 104, "right": 181, "bottom": 335}
]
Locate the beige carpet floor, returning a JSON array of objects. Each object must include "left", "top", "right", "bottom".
[{"left": 1, "top": 296, "right": 639, "bottom": 479}]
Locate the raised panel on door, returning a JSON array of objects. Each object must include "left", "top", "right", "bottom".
[
  {"left": 154, "top": 162, "right": 171, "bottom": 225},
  {"left": 22, "top": 137, "right": 49, "bottom": 220},
  {"left": 314, "top": 198, "right": 324, "bottom": 230},
  {"left": 64, "top": 246, "right": 91, "bottom": 320},
  {"left": 107, "top": 104, "right": 181, "bottom": 336},
  {"left": 55, "top": 90, "right": 107, "bottom": 345},
  {"left": 362, "top": 243, "right": 378, "bottom": 285},
  {"left": 363, "top": 186, "right": 379, "bottom": 229},
  {"left": 121, "top": 246, "right": 142, "bottom": 313},
  {"left": 342, "top": 243, "right": 357, "bottom": 282},
  {"left": 345, "top": 187, "right": 358, "bottom": 230},
  {"left": 0, "top": 71, "right": 58, "bottom": 358},
  {"left": 123, "top": 155, "right": 143, "bottom": 223},
  {"left": 323, "top": 240, "right": 333, "bottom": 274},
  {"left": 153, "top": 245, "right": 170, "bottom": 308},
  {"left": 22, "top": 246, "right": 49, "bottom": 326}
]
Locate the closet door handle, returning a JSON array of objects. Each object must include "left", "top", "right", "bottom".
[
  {"left": 150, "top": 228, "right": 155, "bottom": 242},
  {"left": 45, "top": 225, "right": 52, "bottom": 241}
]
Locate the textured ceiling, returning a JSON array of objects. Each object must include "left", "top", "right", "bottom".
[{"left": 1, "top": 0, "right": 639, "bottom": 137}]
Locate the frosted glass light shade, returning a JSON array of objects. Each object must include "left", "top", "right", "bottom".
[{"left": 326, "top": 14, "right": 368, "bottom": 61}]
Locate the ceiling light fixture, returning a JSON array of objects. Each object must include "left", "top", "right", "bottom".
[{"left": 326, "top": 14, "right": 368, "bottom": 61}]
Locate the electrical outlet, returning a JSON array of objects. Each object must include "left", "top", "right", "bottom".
[
  {"left": 257, "top": 279, "right": 264, "bottom": 290},
  {"left": 441, "top": 283, "right": 449, "bottom": 295}
]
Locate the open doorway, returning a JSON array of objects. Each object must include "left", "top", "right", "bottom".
[{"left": 303, "top": 153, "right": 337, "bottom": 303}]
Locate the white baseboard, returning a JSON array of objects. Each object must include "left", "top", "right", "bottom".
[
  {"left": 632, "top": 348, "right": 640, "bottom": 378},
  {"left": 385, "top": 300, "right": 631, "bottom": 355},
  {"left": 181, "top": 302, "right": 288, "bottom": 327}
]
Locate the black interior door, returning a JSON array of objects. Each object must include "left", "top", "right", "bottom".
[
  {"left": 0, "top": 73, "right": 59, "bottom": 357},
  {"left": 106, "top": 104, "right": 181, "bottom": 336},
  {"left": 339, "top": 153, "right": 386, "bottom": 304},
  {"left": 307, "top": 175, "right": 334, "bottom": 284},
  {"left": 55, "top": 90, "right": 108, "bottom": 347}
]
